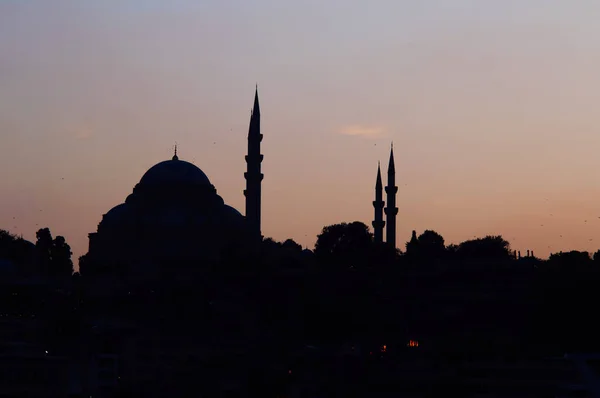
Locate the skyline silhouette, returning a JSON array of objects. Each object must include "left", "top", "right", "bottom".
[
  {"left": 3, "top": 1, "right": 600, "bottom": 264},
  {"left": 5, "top": 2, "right": 600, "bottom": 397},
  {"left": 2, "top": 85, "right": 598, "bottom": 272}
]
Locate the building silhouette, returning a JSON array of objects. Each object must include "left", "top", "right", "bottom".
[
  {"left": 83, "top": 89, "right": 263, "bottom": 278},
  {"left": 383, "top": 145, "right": 398, "bottom": 249},
  {"left": 372, "top": 145, "right": 398, "bottom": 249},
  {"left": 244, "top": 86, "right": 264, "bottom": 242},
  {"left": 372, "top": 162, "right": 385, "bottom": 244}
]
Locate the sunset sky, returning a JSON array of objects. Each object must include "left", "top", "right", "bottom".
[{"left": 2, "top": 0, "right": 600, "bottom": 266}]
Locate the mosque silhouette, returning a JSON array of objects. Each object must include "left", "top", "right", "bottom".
[
  {"left": 83, "top": 89, "right": 265, "bottom": 278},
  {"left": 83, "top": 87, "right": 400, "bottom": 278}
]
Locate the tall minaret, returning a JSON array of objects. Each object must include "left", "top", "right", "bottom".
[
  {"left": 244, "top": 86, "right": 264, "bottom": 241},
  {"left": 384, "top": 144, "right": 398, "bottom": 249},
  {"left": 372, "top": 162, "right": 385, "bottom": 244}
]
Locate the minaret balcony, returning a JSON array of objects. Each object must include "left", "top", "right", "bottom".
[
  {"left": 384, "top": 207, "right": 399, "bottom": 216},
  {"left": 244, "top": 172, "right": 264, "bottom": 181},
  {"left": 245, "top": 154, "right": 264, "bottom": 162},
  {"left": 372, "top": 201, "right": 385, "bottom": 208}
]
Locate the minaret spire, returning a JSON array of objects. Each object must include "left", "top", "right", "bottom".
[
  {"left": 253, "top": 84, "right": 260, "bottom": 117},
  {"left": 173, "top": 143, "right": 178, "bottom": 160},
  {"left": 385, "top": 143, "right": 398, "bottom": 250},
  {"left": 387, "top": 142, "right": 395, "bottom": 173},
  {"left": 372, "top": 162, "right": 385, "bottom": 244},
  {"left": 244, "top": 86, "right": 264, "bottom": 241}
]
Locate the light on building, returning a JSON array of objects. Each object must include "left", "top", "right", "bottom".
[{"left": 407, "top": 340, "right": 419, "bottom": 347}]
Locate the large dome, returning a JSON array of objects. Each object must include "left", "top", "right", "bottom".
[{"left": 139, "top": 157, "right": 211, "bottom": 187}]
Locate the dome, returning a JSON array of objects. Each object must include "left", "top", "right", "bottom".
[
  {"left": 223, "top": 205, "right": 243, "bottom": 218},
  {"left": 139, "top": 157, "right": 211, "bottom": 187},
  {"left": 222, "top": 205, "right": 245, "bottom": 226},
  {"left": 22, "top": 240, "right": 35, "bottom": 250},
  {"left": 101, "top": 203, "right": 130, "bottom": 227},
  {"left": 158, "top": 205, "right": 188, "bottom": 227}
]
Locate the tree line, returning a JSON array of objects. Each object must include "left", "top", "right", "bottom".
[{"left": 0, "top": 227, "right": 73, "bottom": 279}]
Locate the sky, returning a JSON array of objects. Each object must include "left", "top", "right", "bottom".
[{"left": 2, "top": 0, "right": 600, "bottom": 266}]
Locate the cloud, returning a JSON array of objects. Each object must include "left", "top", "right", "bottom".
[
  {"left": 65, "top": 126, "right": 94, "bottom": 140},
  {"left": 338, "top": 125, "right": 386, "bottom": 139}
]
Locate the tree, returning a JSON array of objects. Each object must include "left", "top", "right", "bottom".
[
  {"left": 261, "top": 237, "right": 281, "bottom": 252},
  {"left": 418, "top": 230, "right": 445, "bottom": 254},
  {"left": 455, "top": 235, "right": 512, "bottom": 262},
  {"left": 0, "top": 229, "right": 35, "bottom": 273},
  {"left": 404, "top": 230, "right": 446, "bottom": 264},
  {"left": 35, "top": 228, "right": 73, "bottom": 277},
  {"left": 446, "top": 244, "right": 458, "bottom": 255},
  {"left": 51, "top": 236, "right": 74, "bottom": 276},
  {"left": 281, "top": 239, "right": 302, "bottom": 252},
  {"left": 258, "top": 237, "right": 311, "bottom": 271},
  {"left": 0, "top": 229, "right": 17, "bottom": 249},
  {"left": 548, "top": 251, "right": 593, "bottom": 271},
  {"left": 314, "top": 222, "right": 374, "bottom": 269},
  {"left": 36, "top": 228, "right": 53, "bottom": 276}
]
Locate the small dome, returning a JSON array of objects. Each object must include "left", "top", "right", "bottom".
[
  {"left": 22, "top": 240, "right": 35, "bottom": 250},
  {"left": 101, "top": 203, "right": 130, "bottom": 227},
  {"left": 139, "top": 158, "right": 211, "bottom": 187},
  {"left": 222, "top": 205, "right": 244, "bottom": 226},
  {"left": 223, "top": 205, "right": 243, "bottom": 218}
]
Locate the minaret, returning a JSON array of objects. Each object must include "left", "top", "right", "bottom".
[
  {"left": 372, "top": 162, "right": 385, "bottom": 244},
  {"left": 384, "top": 143, "right": 398, "bottom": 249},
  {"left": 244, "top": 86, "right": 263, "bottom": 241}
]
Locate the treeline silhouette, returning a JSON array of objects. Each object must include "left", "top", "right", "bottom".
[
  {"left": 0, "top": 223, "right": 598, "bottom": 396},
  {"left": 0, "top": 228, "right": 73, "bottom": 279}
]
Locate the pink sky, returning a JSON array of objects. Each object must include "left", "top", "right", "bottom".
[{"left": 2, "top": 1, "right": 600, "bottom": 266}]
